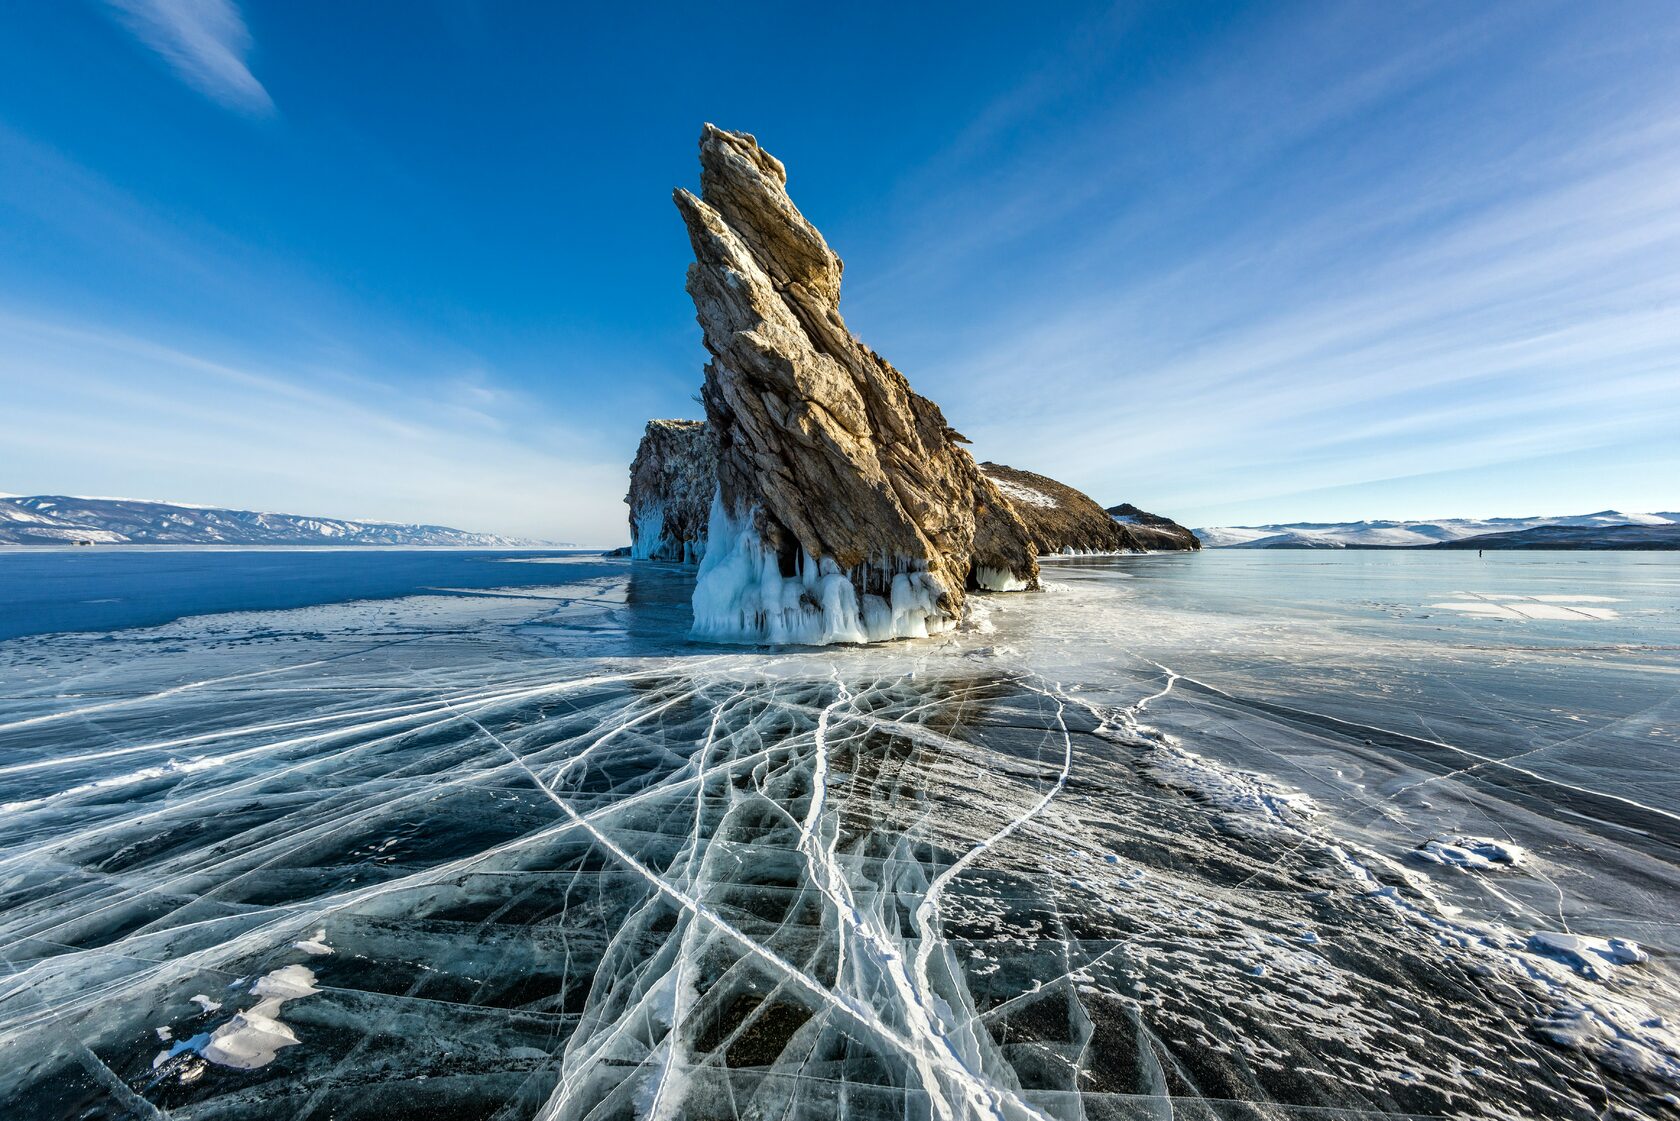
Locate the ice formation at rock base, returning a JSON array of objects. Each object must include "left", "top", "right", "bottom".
[{"left": 691, "top": 496, "right": 953, "bottom": 645}]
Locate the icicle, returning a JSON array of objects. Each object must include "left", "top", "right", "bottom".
[{"left": 689, "top": 491, "right": 954, "bottom": 645}]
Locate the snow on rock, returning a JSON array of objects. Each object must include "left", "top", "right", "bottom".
[
  {"left": 978, "top": 463, "right": 1199, "bottom": 555},
  {"left": 987, "top": 475, "right": 1058, "bottom": 510},
  {"left": 1104, "top": 503, "right": 1202, "bottom": 550},
  {"left": 626, "top": 419, "right": 714, "bottom": 563},
  {"left": 674, "top": 125, "right": 1038, "bottom": 643}
]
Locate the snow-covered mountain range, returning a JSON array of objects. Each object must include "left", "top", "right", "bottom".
[
  {"left": 1195, "top": 511, "right": 1680, "bottom": 549},
  {"left": 0, "top": 495, "right": 542, "bottom": 546}
]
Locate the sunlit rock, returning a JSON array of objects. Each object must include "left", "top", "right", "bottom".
[
  {"left": 979, "top": 462, "right": 1199, "bottom": 555},
  {"left": 674, "top": 125, "right": 1038, "bottom": 644}
]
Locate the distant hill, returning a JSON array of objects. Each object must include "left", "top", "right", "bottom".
[
  {"left": 0, "top": 495, "right": 547, "bottom": 547},
  {"left": 1194, "top": 511, "right": 1679, "bottom": 550},
  {"left": 1423, "top": 523, "right": 1680, "bottom": 550}
]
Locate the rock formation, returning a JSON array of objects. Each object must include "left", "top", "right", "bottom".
[
  {"left": 626, "top": 419, "right": 715, "bottom": 563},
  {"left": 979, "top": 463, "right": 1201, "bottom": 554},
  {"left": 1105, "top": 502, "right": 1202, "bottom": 551},
  {"left": 673, "top": 125, "right": 1039, "bottom": 643}
]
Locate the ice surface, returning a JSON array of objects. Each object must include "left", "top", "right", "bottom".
[
  {"left": 1427, "top": 594, "right": 1621, "bottom": 620},
  {"left": 1, "top": 549, "right": 1678, "bottom": 1120}
]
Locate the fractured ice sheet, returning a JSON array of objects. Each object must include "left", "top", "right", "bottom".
[{"left": 1, "top": 557, "right": 1678, "bottom": 1120}]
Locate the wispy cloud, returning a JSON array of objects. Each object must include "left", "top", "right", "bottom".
[
  {"left": 0, "top": 310, "right": 628, "bottom": 542},
  {"left": 105, "top": 0, "right": 273, "bottom": 114},
  {"left": 842, "top": 5, "right": 1680, "bottom": 524}
]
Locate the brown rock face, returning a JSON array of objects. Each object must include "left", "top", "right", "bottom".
[
  {"left": 626, "top": 419, "right": 715, "bottom": 563},
  {"left": 1105, "top": 503, "right": 1202, "bottom": 551},
  {"left": 674, "top": 125, "right": 1038, "bottom": 643},
  {"left": 980, "top": 464, "right": 1201, "bottom": 555}
]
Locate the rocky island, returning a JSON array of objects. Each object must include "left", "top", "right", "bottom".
[
  {"left": 626, "top": 419, "right": 714, "bottom": 562},
  {"left": 627, "top": 126, "right": 1197, "bottom": 644}
]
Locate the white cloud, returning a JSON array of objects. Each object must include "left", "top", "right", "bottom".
[
  {"left": 106, "top": 0, "right": 273, "bottom": 114},
  {"left": 0, "top": 311, "right": 630, "bottom": 544},
  {"left": 839, "top": 8, "right": 1680, "bottom": 524}
]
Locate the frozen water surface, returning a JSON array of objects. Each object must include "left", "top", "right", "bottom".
[{"left": 1, "top": 548, "right": 1677, "bottom": 1120}]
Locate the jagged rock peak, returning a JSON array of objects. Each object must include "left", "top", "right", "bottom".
[
  {"left": 626, "top": 419, "right": 714, "bottom": 563},
  {"left": 692, "top": 124, "right": 842, "bottom": 307},
  {"left": 674, "top": 125, "right": 1039, "bottom": 644}
]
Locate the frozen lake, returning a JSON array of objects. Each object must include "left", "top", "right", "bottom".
[{"left": 1, "top": 548, "right": 1676, "bottom": 1120}]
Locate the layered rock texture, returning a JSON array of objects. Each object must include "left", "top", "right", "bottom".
[
  {"left": 626, "top": 419, "right": 715, "bottom": 563},
  {"left": 674, "top": 125, "right": 1039, "bottom": 643},
  {"left": 980, "top": 464, "right": 1201, "bottom": 555}
]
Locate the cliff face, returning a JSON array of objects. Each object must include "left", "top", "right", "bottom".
[
  {"left": 674, "top": 125, "right": 1038, "bottom": 643},
  {"left": 980, "top": 463, "right": 1201, "bottom": 554},
  {"left": 626, "top": 420, "right": 715, "bottom": 563}
]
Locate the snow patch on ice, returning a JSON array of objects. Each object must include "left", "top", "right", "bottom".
[
  {"left": 1146, "top": 746, "right": 1319, "bottom": 834},
  {"left": 292, "top": 928, "right": 334, "bottom": 955},
  {"left": 202, "top": 1009, "right": 302, "bottom": 1070},
  {"left": 1414, "top": 835, "right": 1527, "bottom": 870},
  {"left": 1427, "top": 596, "right": 1620, "bottom": 621},
  {"left": 157, "top": 964, "right": 323, "bottom": 1076},
  {"left": 1527, "top": 931, "right": 1648, "bottom": 980}
]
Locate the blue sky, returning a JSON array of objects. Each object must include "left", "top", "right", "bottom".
[{"left": 1, "top": 1, "right": 1676, "bottom": 542}]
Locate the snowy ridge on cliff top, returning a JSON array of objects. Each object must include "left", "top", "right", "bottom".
[
  {"left": 984, "top": 475, "right": 1058, "bottom": 510},
  {"left": 1196, "top": 511, "right": 1679, "bottom": 549},
  {"left": 0, "top": 495, "right": 545, "bottom": 547}
]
